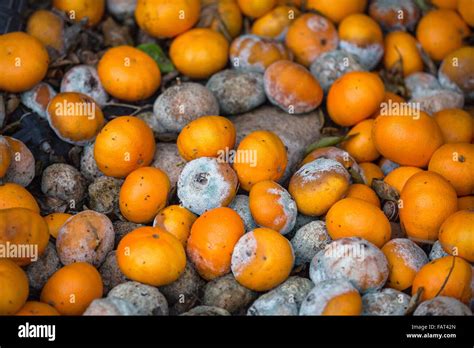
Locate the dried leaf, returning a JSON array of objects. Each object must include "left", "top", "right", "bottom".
[
  {"left": 102, "top": 17, "right": 133, "bottom": 47},
  {"left": 372, "top": 178, "right": 400, "bottom": 201}
]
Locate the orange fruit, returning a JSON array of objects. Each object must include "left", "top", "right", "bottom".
[
  {"left": 98, "top": 46, "right": 161, "bottom": 102},
  {"left": 26, "top": 10, "right": 64, "bottom": 52},
  {"left": 170, "top": 28, "right": 229, "bottom": 79},
  {"left": 264, "top": 60, "right": 323, "bottom": 114},
  {"left": 177, "top": 116, "right": 236, "bottom": 162},
  {"left": 153, "top": 205, "right": 197, "bottom": 247},
  {"left": 341, "top": 119, "right": 380, "bottom": 163},
  {"left": 0, "top": 32, "right": 49, "bottom": 93},
  {"left": 400, "top": 171, "right": 458, "bottom": 242},
  {"left": 373, "top": 110, "right": 444, "bottom": 167},
  {"left": 458, "top": 0, "right": 474, "bottom": 26},
  {"left": 230, "top": 34, "right": 291, "bottom": 72},
  {"left": 359, "top": 162, "right": 384, "bottom": 186},
  {"left": 117, "top": 226, "right": 186, "bottom": 286},
  {"left": 0, "top": 259, "right": 29, "bottom": 315},
  {"left": 384, "top": 31, "right": 423, "bottom": 77},
  {"left": 0, "top": 183, "right": 39, "bottom": 213},
  {"left": 382, "top": 238, "right": 428, "bottom": 291},
  {"left": 47, "top": 92, "right": 105, "bottom": 145},
  {"left": 439, "top": 210, "right": 474, "bottom": 262},
  {"left": 306, "top": 0, "right": 367, "bottom": 24},
  {"left": 40, "top": 262, "right": 103, "bottom": 315},
  {"left": 346, "top": 183, "right": 381, "bottom": 208},
  {"left": 237, "top": 0, "right": 276, "bottom": 18},
  {"left": 202, "top": 0, "right": 243, "bottom": 39},
  {"left": 249, "top": 180, "right": 297, "bottom": 235},
  {"left": 438, "top": 47, "right": 474, "bottom": 101},
  {"left": 44, "top": 213, "right": 72, "bottom": 239},
  {"left": 53, "top": 0, "right": 104, "bottom": 27},
  {"left": 285, "top": 13, "right": 338, "bottom": 67},
  {"left": 231, "top": 227, "right": 294, "bottom": 291},
  {"left": 327, "top": 71, "right": 385, "bottom": 126},
  {"left": 187, "top": 207, "right": 245, "bottom": 280},
  {"left": 119, "top": 167, "right": 171, "bottom": 224},
  {"left": 431, "top": 0, "right": 458, "bottom": 9},
  {"left": 16, "top": 301, "right": 60, "bottom": 316},
  {"left": 94, "top": 116, "right": 156, "bottom": 178},
  {"left": 433, "top": 109, "right": 474, "bottom": 144},
  {"left": 326, "top": 197, "right": 391, "bottom": 248},
  {"left": 233, "top": 130, "right": 287, "bottom": 191},
  {"left": 416, "top": 9, "right": 470, "bottom": 61},
  {"left": 428, "top": 143, "right": 474, "bottom": 197},
  {"left": 289, "top": 158, "right": 350, "bottom": 216},
  {"left": 383, "top": 166, "right": 423, "bottom": 193},
  {"left": 251, "top": 5, "right": 300, "bottom": 40},
  {"left": 135, "top": 0, "right": 201, "bottom": 38},
  {"left": 412, "top": 256, "right": 472, "bottom": 304}
]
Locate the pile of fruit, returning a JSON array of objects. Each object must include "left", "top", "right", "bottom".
[{"left": 0, "top": 0, "right": 473, "bottom": 316}]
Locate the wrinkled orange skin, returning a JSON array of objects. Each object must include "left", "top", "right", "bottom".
[
  {"left": 186, "top": 207, "right": 244, "bottom": 280},
  {"left": 0, "top": 260, "right": 29, "bottom": 315},
  {"left": 428, "top": 143, "right": 474, "bottom": 197},
  {"left": 285, "top": 13, "right": 338, "bottom": 67},
  {"left": 231, "top": 227, "right": 294, "bottom": 291},
  {"left": 400, "top": 171, "right": 458, "bottom": 242},
  {"left": 94, "top": 116, "right": 156, "bottom": 178},
  {"left": 439, "top": 210, "right": 474, "bottom": 262},
  {"left": 119, "top": 167, "right": 171, "bottom": 224},
  {"left": 0, "top": 32, "right": 49, "bottom": 93},
  {"left": 346, "top": 184, "right": 380, "bottom": 208},
  {"left": 117, "top": 226, "right": 186, "bottom": 286},
  {"left": 135, "top": 0, "right": 201, "bottom": 38},
  {"left": 40, "top": 262, "right": 103, "bottom": 316},
  {"left": 44, "top": 213, "right": 72, "bottom": 239},
  {"left": 170, "top": 28, "right": 229, "bottom": 79},
  {"left": 326, "top": 198, "right": 391, "bottom": 248},
  {"left": 47, "top": 92, "right": 105, "bottom": 145},
  {"left": 328, "top": 72, "right": 385, "bottom": 127},
  {"left": 306, "top": 0, "right": 367, "bottom": 23},
  {"left": 383, "top": 166, "right": 423, "bottom": 194},
  {"left": 412, "top": 256, "right": 472, "bottom": 304},
  {"left": 53, "top": 0, "right": 104, "bottom": 27},
  {"left": 98, "top": 46, "right": 161, "bottom": 102},
  {"left": 233, "top": 130, "right": 288, "bottom": 191},
  {"left": 16, "top": 301, "right": 60, "bottom": 316},
  {"left": 434, "top": 108, "right": 474, "bottom": 144},
  {"left": 0, "top": 183, "right": 39, "bottom": 213},
  {"left": 177, "top": 116, "right": 236, "bottom": 162},
  {"left": 384, "top": 31, "right": 423, "bottom": 77},
  {"left": 153, "top": 205, "right": 197, "bottom": 247}
]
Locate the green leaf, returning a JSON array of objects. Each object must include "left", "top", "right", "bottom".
[
  {"left": 305, "top": 133, "right": 358, "bottom": 155},
  {"left": 137, "top": 43, "right": 175, "bottom": 74}
]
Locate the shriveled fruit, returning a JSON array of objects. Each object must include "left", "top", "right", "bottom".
[
  {"left": 94, "top": 116, "right": 156, "bottom": 178},
  {"left": 0, "top": 136, "right": 11, "bottom": 179},
  {"left": 369, "top": 0, "right": 420, "bottom": 31},
  {"left": 400, "top": 171, "right": 458, "bottom": 242},
  {"left": 153, "top": 205, "right": 197, "bottom": 247},
  {"left": 289, "top": 158, "right": 350, "bottom": 216},
  {"left": 231, "top": 227, "right": 294, "bottom": 291},
  {"left": 119, "top": 167, "right": 171, "bottom": 224},
  {"left": 117, "top": 226, "right": 186, "bottom": 286},
  {"left": 40, "top": 262, "right": 103, "bottom": 315},
  {"left": 438, "top": 47, "right": 474, "bottom": 103},
  {"left": 382, "top": 238, "right": 428, "bottom": 291},
  {"left": 285, "top": 13, "right": 338, "bottom": 67},
  {"left": 412, "top": 256, "right": 472, "bottom": 304},
  {"left": 202, "top": 0, "right": 243, "bottom": 39},
  {"left": 187, "top": 207, "right": 245, "bottom": 280},
  {"left": 249, "top": 180, "right": 297, "bottom": 235},
  {"left": 263, "top": 60, "right": 323, "bottom": 114},
  {"left": 3, "top": 137, "right": 36, "bottom": 187}
]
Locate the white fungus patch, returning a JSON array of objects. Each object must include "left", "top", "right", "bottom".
[
  {"left": 266, "top": 186, "right": 297, "bottom": 235},
  {"left": 309, "top": 237, "right": 389, "bottom": 293},
  {"left": 293, "top": 158, "right": 350, "bottom": 185},
  {"left": 177, "top": 157, "right": 237, "bottom": 215},
  {"left": 413, "top": 296, "right": 472, "bottom": 316},
  {"left": 231, "top": 231, "right": 258, "bottom": 278},
  {"left": 299, "top": 278, "right": 359, "bottom": 315},
  {"left": 362, "top": 288, "right": 411, "bottom": 315},
  {"left": 339, "top": 41, "right": 384, "bottom": 71},
  {"left": 386, "top": 238, "right": 428, "bottom": 272},
  {"left": 21, "top": 82, "right": 57, "bottom": 119},
  {"left": 60, "top": 65, "right": 109, "bottom": 106}
]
